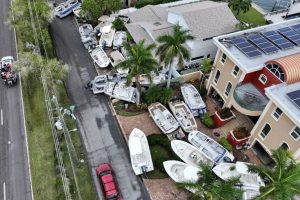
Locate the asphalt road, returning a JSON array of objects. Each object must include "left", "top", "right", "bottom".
[
  {"left": 0, "top": 0, "right": 32, "bottom": 199},
  {"left": 50, "top": 15, "right": 151, "bottom": 200}
]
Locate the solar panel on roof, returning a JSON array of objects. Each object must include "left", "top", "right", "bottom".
[
  {"left": 278, "top": 27, "right": 300, "bottom": 46},
  {"left": 262, "top": 30, "right": 294, "bottom": 50},
  {"left": 291, "top": 23, "right": 300, "bottom": 33},
  {"left": 247, "top": 33, "right": 279, "bottom": 54},
  {"left": 287, "top": 90, "right": 300, "bottom": 109},
  {"left": 231, "top": 37, "right": 262, "bottom": 58}
]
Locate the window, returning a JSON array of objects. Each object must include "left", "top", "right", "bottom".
[
  {"left": 214, "top": 70, "right": 220, "bottom": 84},
  {"left": 232, "top": 65, "right": 240, "bottom": 77},
  {"left": 220, "top": 53, "right": 227, "bottom": 64},
  {"left": 260, "top": 124, "right": 271, "bottom": 139},
  {"left": 272, "top": 107, "right": 283, "bottom": 120},
  {"left": 224, "top": 82, "right": 232, "bottom": 97},
  {"left": 266, "top": 63, "right": 284, "bottom": 81},
  {"left": 290, "top": 127, "right": 300, "bottom": 140},
  {"left": 280, "top": 142, "right": 289, "bottom": 150},
  {"left": 259, "top": 74, "right": 267, "bottom": 84},
  {"left": 207, "top": 54, "right": 210, "bottom": 58}
]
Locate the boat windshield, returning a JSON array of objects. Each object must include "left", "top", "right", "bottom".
[{"left": 108, "top": 193, "right": 119, "bottom": 200}]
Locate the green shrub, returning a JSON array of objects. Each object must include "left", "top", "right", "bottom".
[
  {"left": 145, "top": 86, "right": 173, "bottom": 105},
  {"left": 199, "top": 86, "right": 207, "bottom": 97},
  {"left": 219, "top": 137, "right": 233, "bottom": 152},
  {"left": 233, "top": 127, "right": 250, "bottom": 139},
  {"left": 112, "top": 18, "right": 125, "bottom": 30},
  {"left": 217, "top": 107, "right": 234, "bottom": 119},
  {"left": 201, "top": 113, "right": 215, "bottom": 128}
]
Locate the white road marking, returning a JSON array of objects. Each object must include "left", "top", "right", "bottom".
[
  {"left": 3, "top": 182, "right": 6, "bottom": 200},
  {"left": 1, "top": 109, "right": 3, "bottom": 126}
]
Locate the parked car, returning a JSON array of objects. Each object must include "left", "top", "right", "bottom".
[{"left": 96, "top": 163, "right": 120, "bottom": 200}]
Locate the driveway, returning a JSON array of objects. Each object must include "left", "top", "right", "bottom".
[{"left": 50, "top": 15, "right": 150, "bottom": 200}]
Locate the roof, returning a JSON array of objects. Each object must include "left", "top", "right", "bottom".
[
  {"left": 267, "top": 53, "right": 300, "bottom": 84},
  {"left": 125, "top": 1, "right": 237, "bottom": 44},
  {"left": 214, "top": 18, "right": 300, "bottom": 73},
  {"left": 168, "top": 1, "right": 238, "bottom": 39},
  {"left": 266, "top": 82, "right": 300, "bottom": 127}
]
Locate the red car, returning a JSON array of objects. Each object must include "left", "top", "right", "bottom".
[{"left": 96, "top": 163, "right": 120, "bottom": 200}]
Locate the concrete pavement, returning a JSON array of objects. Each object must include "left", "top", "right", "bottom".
[
  {"left": 0, "top": 0, "right": 32, "bottom": 199},
  {"left": 50, "top": 15, "right": 151, "bottom": 200}
]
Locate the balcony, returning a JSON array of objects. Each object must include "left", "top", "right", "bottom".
[{"left": 232, "top": 83, "right": 269, "bottom": 116}]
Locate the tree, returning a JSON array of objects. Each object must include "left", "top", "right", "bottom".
[
  {"left": 112, "top": 18, "right": 125, "bottom": 30},
  {"left": 178, "top": 163, "right": 243, "bottom": 200},
  {"left": 248, "top": 148, "right": 300, "bottom": 200},
  {"left": 199, "top": 58, "right": 212, "bottom": 89},
  {"left": 228, "top": 0, "right": 252, "bottom": 16},
  {"left": 156, "top": 24, "right": 194, "bottom": 88},
  {"left": 81, "top": 0, "right": 121, "bottom": 24},
  {"left": 116, "top": 40, "right": 159, "bottom": 105}
]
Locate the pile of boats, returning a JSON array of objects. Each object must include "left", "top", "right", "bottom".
[{"left": 162, "top": 131, "right": 264, "bottom": 200}]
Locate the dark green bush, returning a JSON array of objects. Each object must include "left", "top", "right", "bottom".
[
  {"left": 219, "top": 137, "right": 233, "bottom": 152},
  {"left": 112, "top": 17, "right": 124, "bottom": 30},
  {"left": 199, "top": 86, "right": 207, "bottom": 97},
  {"left": 217, "top": 107, "right": 234, "bottom": 119},
  {"left": 145, "top": 86, "right": 173, "bottom": 105},
  {"left": 201, "top": 113, "right": 215, "bottom": 128}
]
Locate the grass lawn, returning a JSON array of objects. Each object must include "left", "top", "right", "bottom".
[
  {"left": 56, "top": 82, "right": 96, "bottom": 200},
  {"left": 233, "top": 7, "right": 267, "bottom": 28},
  {"left": 23, "top": 74, "right": 58, "bottom": 199},
  {"left": 146, "top": 134, "right": 180, "bottom": 179}
]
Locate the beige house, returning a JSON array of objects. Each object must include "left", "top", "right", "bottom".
[{"left": 206, "top": 18, "right": 300, "bottom": 163}]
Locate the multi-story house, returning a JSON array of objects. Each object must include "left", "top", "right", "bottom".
[{"left": 206, "top": 18, "right": 300, "bottom": 163}]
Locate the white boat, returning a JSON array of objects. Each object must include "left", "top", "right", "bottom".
[
  {"left": 171, "top": 140, "right": 214, "bottom": 168},
  {"left": 105, "top": 82, "right": 136, "bottom": 103},
  {"left": 139, "top": 72, "right": 165, "bottom": 86},
  {"left": 113, "top": 31, "right": 127, "bottom": 49},
  {"left": 181, "top": 83, "right": 206, "bottom": 116},
  {"left": 168, "top": 101, "right": 197, "bottom": 133},
  {"left": 212, "top": 162, "right": 265, "bottom": 190},
  {"left": 99, "top": 25, "right": 116, "bottom": 48},
  {"left": 109, "top": 50, "right": 128, "bottom": 73},
  {"left": 188, "top": 131, "right": 235, "bottom": 164},
  {"left": 148, "top": 102, "right": 179, "bottom": 134},
  {"left": 90, "top": 47, "right": 110, "bottom": 68},
  {"left": 128, "top": 128, "right": 154, "bottom": 175},
  {"left": 163, "top": 160, "right": 200, "bottom": 193},
  {"left": 120, "top": 46, "right": 130, "bottom": 58},
  {"left": 55, "top": 0, "right": 81, "bottom": 18},
  {"left": 91, "top": 75, "right": 107, "bottom": 94},
  {"left": 78, "top": 24, "right": 97, "bottom": 49}
]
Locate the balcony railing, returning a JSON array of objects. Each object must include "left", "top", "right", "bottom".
[{"left": 233, "top": 83, "right": 268, "bottom": 112}]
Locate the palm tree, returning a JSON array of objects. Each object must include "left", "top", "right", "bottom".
[
  {"left": 228, "top": 0, "right": 252, "bottom": 16},
  {"left": 116, "top": 40, "right": 159, "bottom": 105},
  {"left": 178, "top": 163, "right": 243, "bottom": 200},
  {"left": 199, "top": 58, "right": 212, "bottom": 89},
  {"left": 248, "top": 148, "right": 300, "bottom": 200},
  {"left": 156, "top": 24, "right": 194, "bottom": 88}
]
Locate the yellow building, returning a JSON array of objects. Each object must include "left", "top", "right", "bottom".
[{"left": 206, "top": 18, "right": 300, "bottom": 163}]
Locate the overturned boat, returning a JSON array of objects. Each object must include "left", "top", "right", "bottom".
[
  {"left": 128, "top": 128, "right": 154, "bottom": 175},
  {"left": 188, "top": 131, "right": 235, "bottom": 164},
  {"left": 55, "top": 0, "right": 80, "bottom": 18},
  {"left": 168, "top": 101, "right": 197, "bottom": 133},
  {"left": 212, "top": 161, "right": 265, "bottom": 199},
  {"left": 90, "top": 47, "right": 110, "bottom": 68},
  {"left": 91, "top": 75, "right": 107, "bottom": 94},
  {"left": 105, "top": 82, "right": 136, "bottom": 103},
  {"left": 148, "top": 102, "right": 179, "bottom": 134},
  {"left": 181, "top": 83, "right": 206, "bottom": 116},
  {"left": 163, "top": 160, "right": 200, "bottom": 193},
  {"left": 113, "top": 31, "right": 127, "bottom": 49},
  {"left": 171, "top": 140, "right": 214, "bottom": 168}
]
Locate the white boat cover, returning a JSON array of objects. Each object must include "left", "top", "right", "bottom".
[
  {"left": 113, "top": 31, "right": 127, "bottom": 49},
  {"left": 90, "top": 47, "right": 110, "bottom": 68},
  {"left": 105, "top": 82, "right": 136, "bottom": 103},
  {"left": 181, "top": 83, "right": 206, "bottom": 116},
  {"left": 55, "top": 0, "right": 80, "bottom": 18},
  {"left": 109, "top": 50, "right": 128, "bottom": 73},
  {"left": 99, "top": 25, "right": 116, "bottom": 47}
]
